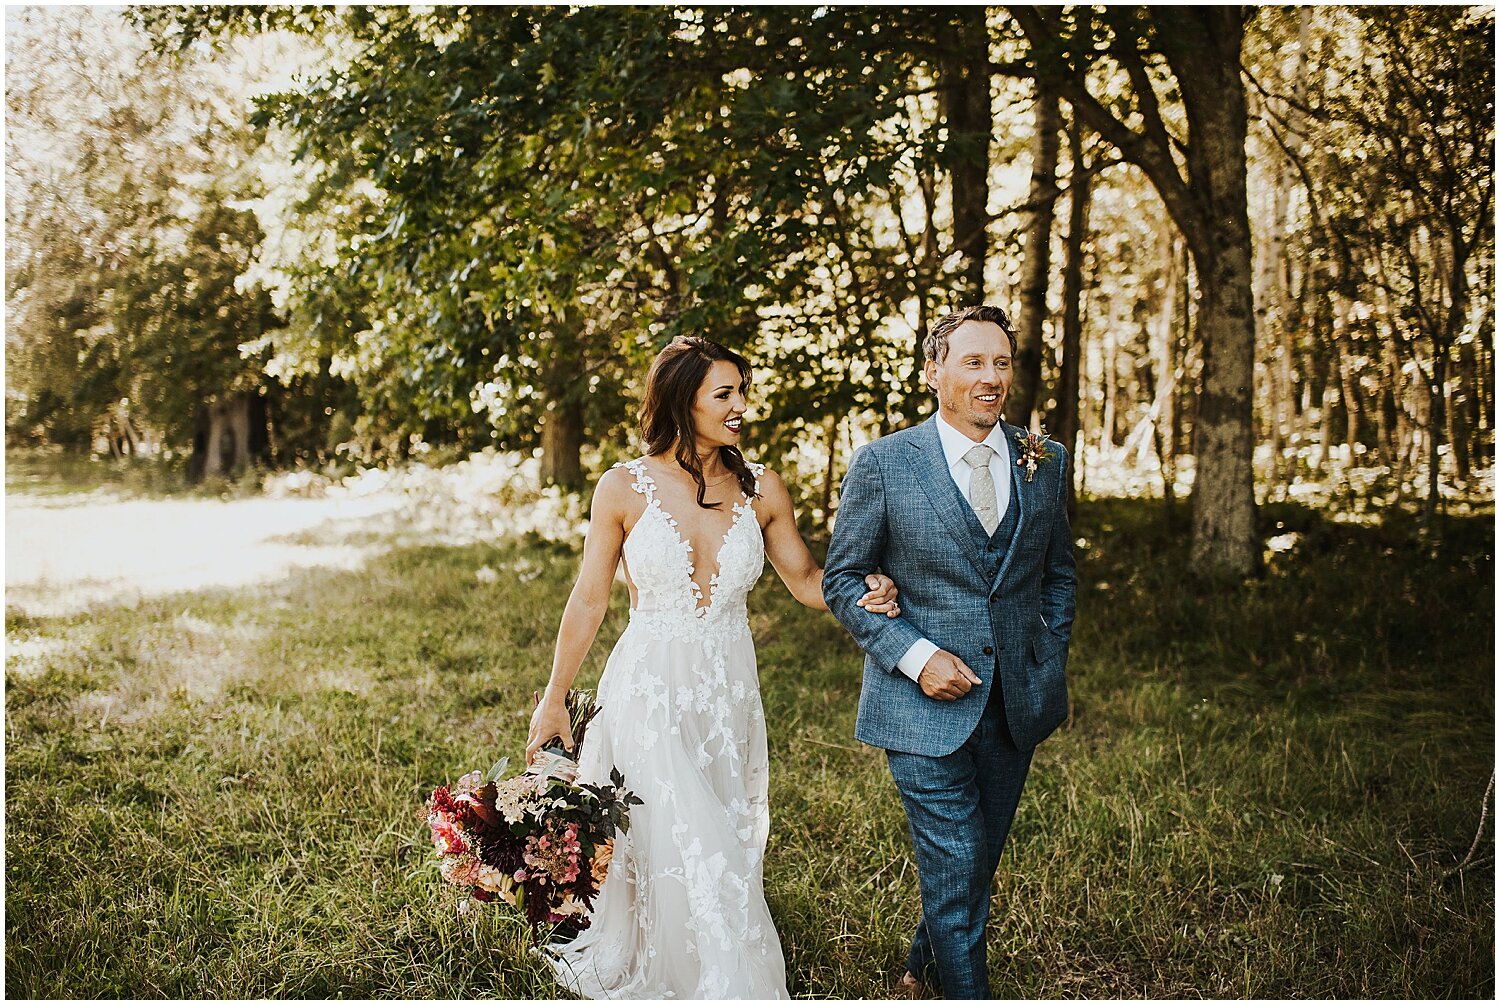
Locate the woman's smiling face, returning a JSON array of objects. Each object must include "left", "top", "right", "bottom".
[{"left": 690, "top": 359, "right": 748, "bottom": 450}]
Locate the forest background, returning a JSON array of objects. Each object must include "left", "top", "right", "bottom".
[
  {"left": 7, "top": 5, "right": 1495, "bottom": 567},
  {"left": 4, "top": 4, "right": 1495, "bottom": 999}
]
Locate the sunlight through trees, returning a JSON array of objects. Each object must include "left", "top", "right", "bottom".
[{"left": 6, "top": 6, "right": 1493, "bottom": 575}]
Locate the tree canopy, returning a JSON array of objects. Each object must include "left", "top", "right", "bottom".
[{"left": 7, "top": 5, "right": 1494, "bottom": 570}]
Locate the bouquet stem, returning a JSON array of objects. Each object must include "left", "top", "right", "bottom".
[{"left": 533, "top": 688, "right": 602, "bottom": 757}]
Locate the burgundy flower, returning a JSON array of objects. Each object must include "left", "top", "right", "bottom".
[{"left": 423, "top": 697, "right": 640, "bottom": 944}]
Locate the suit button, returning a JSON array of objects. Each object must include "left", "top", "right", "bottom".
[{"left": 983, "top": 646, "right": 994, "bottom": 655}]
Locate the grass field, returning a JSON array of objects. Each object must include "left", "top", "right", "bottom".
[{"left": 5, "top": 458, "right": 1494, "bottom": 998}]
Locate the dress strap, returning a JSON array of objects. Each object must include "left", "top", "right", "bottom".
[
  {"left": 749, "top": 461, "right": 766, "bottom": 496},
  {"left": 618, "top": 458, "right": 657, "bottom": 504}
]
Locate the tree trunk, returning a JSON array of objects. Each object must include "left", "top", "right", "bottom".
[
  {"left": 1262, "top": 8, "right": 1311, "bottom": 489},
  {"left": 1338, "top": 347, "right": 1360, "bottom": 469},
  {"left": 192, "top": 393, "right": 267, "bottom": 480},
  {"left": 1475, "top": 251, "right": 1496, "bottom": 445},
  {"left": 1102, "top": 323, "right": 1119, "bottom": 449},
  {"left": 1012, "top": 6, "right": 1260, "bottom": 575},
  {"left": 1332, "top": 300, "right": 1362, "bottom": 468},
  {"left": 1051, "top": 120, "right": 1091, "bottom": 517},
  {"left": 229, "top": 396, "right": 252, "bottom": 474},
  {"left": 913, "top": 160, "right": 940, "bottom": 381},
  {"left": 249, "top": 390, "right": 271, "bottom": 465},
  {"left": 1187, "top": 165, "right": 1259, "bottom": 573},
  {"left": 1451, "top": 334, "right": 1475, "bottom": 483},
  {"left": 1384, "top": 338, "right": 1411, "bottom": 493},
  {"left": 901, "top": 160, "right": 939, "bottom": 414},
  {"left": 1008, "top": 81, "right": 1062, "bottom": 427},
  {"left": 939, "top": 7, "right": 992, "bottom": 304},
  {"left": 1254, "top": 133, "right": 1292, "bottom": 491},
  {"left": 1424, "top": 354, "right": 1446, "bottom": 528},
  {"left": 1377, "top": 379, "right": 1396, "bottom": 471},
  {"left": 1175, "top": 238, "right": 1192, "bottom": 501},
  {"left": 190, "top": 404, "right": 209, "bottom": 481},
  {"left": 540, "top": 395, "right": 585, "bottom": 490},
  {"left": 1153, "top": 227, "right": 1181, "bottom": 516},
  {"left": 1326, "top": 354, "right": 1338, "bottom": 480},
  {"left": 1191, "top": 271, "right": 1258, "bottom": 574},
  {"left": 204, "top": 400, "right": 227, "bottom": 478}
]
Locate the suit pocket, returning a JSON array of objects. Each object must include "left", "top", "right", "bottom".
[
  {"left": 1032, "top": 629, "right": 1066, "bottom": 664},
  {"left": 1019, "top": 628, "right": 1070, "bottom": 748}
]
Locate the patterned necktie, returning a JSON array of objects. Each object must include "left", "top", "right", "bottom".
[{"left": 962, "top": 444, "right": 999, "bottom": 535}]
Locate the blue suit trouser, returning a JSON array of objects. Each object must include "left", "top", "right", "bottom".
[{"left": 886, "top": 691, "right": 1032, "bottom": 999}]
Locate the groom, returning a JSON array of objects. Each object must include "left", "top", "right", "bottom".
[{"left": 823, "top": 305, "right": 1076, "bottom": 999}]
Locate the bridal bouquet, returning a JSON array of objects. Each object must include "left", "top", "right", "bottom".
[{"left": 424, "top": 689, "right": 640, "bottom": 939}]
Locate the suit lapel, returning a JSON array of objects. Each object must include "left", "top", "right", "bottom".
[{"left": 910, "top": 418, "right": 990, "bottom": 581}]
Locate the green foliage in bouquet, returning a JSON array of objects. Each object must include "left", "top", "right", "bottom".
[{"left": 425, "top": 689, "right": 641, "bottom": 939}]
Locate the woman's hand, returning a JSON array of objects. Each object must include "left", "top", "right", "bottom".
[
  {"left": 855, "top": 573, "right": 901, "bottom": 618},
  {"left": 525, "top": 694, "right": 575, "bottom": 764},
  {"left": 757, "top": 467, "right": 900, "bottom": 615}
]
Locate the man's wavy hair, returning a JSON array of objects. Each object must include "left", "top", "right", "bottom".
[{"left": 923, "top": 305, "right": 1019, "bottom": 365}]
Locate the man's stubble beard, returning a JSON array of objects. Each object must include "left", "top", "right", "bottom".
[
  {"left": 934, "top": 387, "right": 1006, "bottom": 432},
  {"left": 958, "top": 396, "right": 1006, "bottom": 431},
  {"left": 972, "top": 405, "right": 1002, "bottom": 429}
]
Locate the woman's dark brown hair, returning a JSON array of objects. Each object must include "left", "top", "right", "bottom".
[{"left": 640, "top": 336, "right": 758, "bottom": 509}]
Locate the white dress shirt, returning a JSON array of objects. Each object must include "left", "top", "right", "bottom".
[{"left": 894, "top": 414, "right": 1012, "bottom": 681}]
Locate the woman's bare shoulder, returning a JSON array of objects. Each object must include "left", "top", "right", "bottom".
[
  {"left": 753, "top": 464, "right": 789, "bottom": 498},
  {"left": 591, "top": 463, "right": 644, "bottom": 518}
]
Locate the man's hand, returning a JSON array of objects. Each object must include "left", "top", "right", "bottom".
[{"left": 917, "top": 650, "right": 982, "bottom": 701}]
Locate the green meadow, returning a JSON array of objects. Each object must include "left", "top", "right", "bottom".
[{"left": 5, "top": 462, "right": 1493, "bottom": 998}]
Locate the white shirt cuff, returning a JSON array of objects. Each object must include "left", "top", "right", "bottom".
[{"left": 896, "top": 639, "right": 939, "bottom": 681}]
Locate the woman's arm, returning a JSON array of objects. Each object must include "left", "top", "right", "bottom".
[
  {"left": 525, "top": 467, "right": 631, "bottom": 761},
  {"left": 760, "top": 467, "right": 898, "bottom": 614}
]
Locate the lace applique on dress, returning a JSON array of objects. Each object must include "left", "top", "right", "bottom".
[{"left": 547, "top": 459, "right": 785, "bottom": 1000}]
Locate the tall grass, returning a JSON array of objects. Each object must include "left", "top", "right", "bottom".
[{"left": 5, "top": 494, "right": 1492, "bottom": 998}]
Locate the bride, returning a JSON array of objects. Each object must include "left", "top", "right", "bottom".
[{"left": 525, "top": 336, "right": 899, "bottom": 999}]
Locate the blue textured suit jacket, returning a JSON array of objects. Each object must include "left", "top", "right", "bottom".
[{"left": 823, "top": 416, "right": 1077, "bottom": 756}]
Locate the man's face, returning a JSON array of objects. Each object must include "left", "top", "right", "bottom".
[{"left": 924, "top": 320, "right": 1013, "bottom": 439}]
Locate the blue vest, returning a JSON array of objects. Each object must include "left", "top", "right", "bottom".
[
  {"left": 944, "top": 453, "right": 1022, "bottom": 576},
  {"left": 945, "top": 456, "right": 1021, "bottom": 716}
]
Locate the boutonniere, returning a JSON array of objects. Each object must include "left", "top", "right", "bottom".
[{"left": 1014, "top": 426, "right": 1053, "bottom": 483}]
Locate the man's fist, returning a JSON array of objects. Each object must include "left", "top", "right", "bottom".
[{"left": 917, "top": 650, "right": 983, "bottom": 701}]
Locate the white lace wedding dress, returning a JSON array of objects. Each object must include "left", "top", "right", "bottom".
[{"left": 547, "top": 459, "right": 789, "bottom": 999}]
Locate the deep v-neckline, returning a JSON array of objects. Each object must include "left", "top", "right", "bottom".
[{"left": 626, "top": 464, "right": 754, "bottom": 617}]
